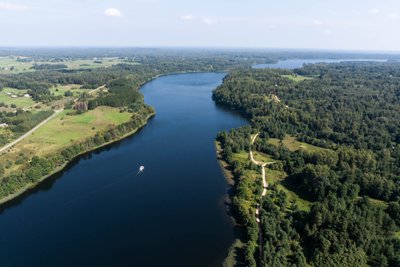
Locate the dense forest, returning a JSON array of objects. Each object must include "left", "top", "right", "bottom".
[{"left": 214, "top": 63, "right": 400, "bottom": 266}]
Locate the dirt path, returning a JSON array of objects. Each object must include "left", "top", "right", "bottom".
[
  {"left": 0, "top": 109, "right": 63, "bottom": 154},
  {"left": 0, "top": 85, "right": 106, "bottom": 155},
  {"left": 250, "top": 133, "right": 275, "bottom": 258},
  {"left": 250, "top": 133, "right": 269, "bottom": 200}
]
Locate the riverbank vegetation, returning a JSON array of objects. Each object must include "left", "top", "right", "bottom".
[
  {"left": 1, "top": 51, "right": 265, "bottom": 203},
  {"left": 214, "top": 62, "right": 400, "bottom": 266}
]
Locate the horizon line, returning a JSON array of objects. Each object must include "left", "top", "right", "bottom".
[{"left": 0, "top": 46, "right": 400, "bottom": 55}]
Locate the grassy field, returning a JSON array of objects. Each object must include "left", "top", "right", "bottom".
[
  {"left": 0, "top": 57, "right": 33, "bottom": 73},
  {"left": 253, "top": 151, "right": 275, "bottom": 163},
  {"left": 0, "top": 87, "right": 36, "bottom": 108},
  {"left": 268, "top": 135, "right": 327, "bottom": 152},
  {"left": 49, "top": 84, "right": 88, "bottom": 97},
  {"left": 265, "top": 168, "right": 312, "bottom": 211},
  {"left": 282, "top": 74, "right": 313, "bottom": 82},
  {"left": 28, "top": 107, "right": 132, "bottom": 148},
  {"left": 0, "top": 57, "right": 138, "bottom": 74},
  {"left": 232, "top": 150, "right": 250, "bottom": 164},
  {"left": 0, "top": 106, "right": 132, "bottom": 173}
]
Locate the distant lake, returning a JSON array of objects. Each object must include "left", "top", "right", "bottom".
[
  {"left": 253, "top": 58, "right": 387, "bottom": 69},
  {"left": 0, "top": 73, "right": 247, "bottom": 266}
]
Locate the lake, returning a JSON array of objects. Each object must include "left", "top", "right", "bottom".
[
  {"left": 0, "top": 73, "right": 247, "bottom": 266},
  {"left": 253, "top": 58, "right": 387, "bottom": 69}
]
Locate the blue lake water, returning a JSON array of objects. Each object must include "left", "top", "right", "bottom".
[
  {"left": 253, "top": 58, "right": 387, "bottom": 69},
  {"left": 0, "top": 73, "right": 247, "bottom": 266}
]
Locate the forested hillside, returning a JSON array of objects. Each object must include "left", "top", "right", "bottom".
[{"left": 214, "top": 62, "right": 400, "bottom": 266}]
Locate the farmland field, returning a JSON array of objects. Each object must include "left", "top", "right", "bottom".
[
  {"left": 0, "top": 106, "right": 132, "bottom": 174},
  {"left": 0, "top": 57, "right": 138, "bottom": 74},
  {"left": 0, "top": 87, "right": 36, "bottom": 108}
]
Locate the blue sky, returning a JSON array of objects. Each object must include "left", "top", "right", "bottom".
[{"left": 1, "top": 0, "right": 400, "bottom": 51}]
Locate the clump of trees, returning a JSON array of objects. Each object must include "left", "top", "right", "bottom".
[{"left": 31, "top": 64, "right": 68, "bottom": 70}]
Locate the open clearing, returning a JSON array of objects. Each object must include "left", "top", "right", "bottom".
[
  {"left": 265, "top": 168, "right": 312, "bottom": 211},
  {"left": 253, "top": 151, "right": 275, "bottom": 163},
  {"left": 0, "top": 87, "right": 36, "bottom": 108},
  {"left": 230, "top": 148, "right": 311, "bottom": 212},
  {"left": 0, "top": 57, "right": 139, "bottom": 74},
  {"left": 268, "top": 135, "right": 327, "bottom": 152},
  {"left": 49, "top": 84, "right": 89, "bottom": 97},
  {"left": 0, "top": 106, "right": 132, "bottom": 174},
  {"left": 281, "top": 74, "right": 313, "bottom": 82}
]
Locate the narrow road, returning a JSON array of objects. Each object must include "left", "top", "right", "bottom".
[
  {"left": 250, "top": 133, "right": 275, "bottom": 259},
  {"left": 250, "top": 133, "right": 269, "bottom": 199},
  {"left": 0, "top": 109, "right": 63, "bottom": 154},
  {"left": 0, "top": 85, "right": 106, "bottom": 154},
  {"left": 73, "top": 84, "right": 106, "bottom": 102}
]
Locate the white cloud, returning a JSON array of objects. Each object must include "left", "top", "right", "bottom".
[
  {"left": 104, "top": 8, "right": 122, "bottom": 17},
  {"left": 0, "top": 2, "right": 28, "bottom": 11},
  {"left": 180, "top": 15, "right": 216, "bottom": 24},
  {"left": 389, "top": 13, "right": 399, "bottom": 20},
  {"left": 369, "top": 8, "right": 380, "bottom": 14},
  {"left": 202, "top": 18, "right": 215, "bottom": 25},
  {"left": 313, "top": 20, "right": 323, "bottom": 25},
  {"left": 181, "top": 14, "right": 195, "bottom": 21}
]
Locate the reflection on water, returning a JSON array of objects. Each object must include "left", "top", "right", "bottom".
[{"left": 0, "top": 73, "right": 247, "bottom": 267}]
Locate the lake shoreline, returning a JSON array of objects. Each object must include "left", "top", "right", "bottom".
[
  {"left": 0, "top": 112, "right": 155, "bottom": 207},
  {"left": 215, "top": 141, "right": 247, "bottom": 267},
  {"left": 0, "top": 71, "right": 226, "bottom": 207}
]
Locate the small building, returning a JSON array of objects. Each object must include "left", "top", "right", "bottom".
[
  {"left": 24, "top": 94, "right": 31, "bottom": 98},
  {"left": 0, "top": 123, "right": 8, "bottom": 128},
  {"left": 11, "top": 95, "right": 17, "bottom": 98},
  {"left": 6, "top": 92, "right": 11, "bottom": 95}
]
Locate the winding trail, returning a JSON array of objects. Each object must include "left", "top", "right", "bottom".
[
  {"left": 250, "top": 133, "right": 273, "bottom": 202},
  {"left": 250, "top": 133, "right": 275, "bottom": 259},
  {"left": 0, "top": 84, "right": 106, "bottom": 155}
]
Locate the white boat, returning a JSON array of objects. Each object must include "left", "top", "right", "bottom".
[{"left": 137, "top": 165, "right": 145, "bottom": 175}]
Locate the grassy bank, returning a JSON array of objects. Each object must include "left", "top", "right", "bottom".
[
  {"left": 0, "top": 110, "right": 154, "bottom": 206},
  {"left": 1, "top": 106, "right": 133, "bottom": 173}
]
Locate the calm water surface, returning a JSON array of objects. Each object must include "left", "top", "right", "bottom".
[
  {"left": 253, "top": 58, "right": 387, "bottom": 69},
  {"left": 0, "top": 73, "right": 247, "bottom": 267}
]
